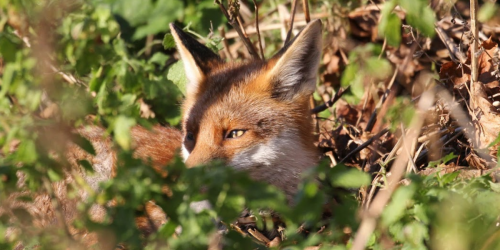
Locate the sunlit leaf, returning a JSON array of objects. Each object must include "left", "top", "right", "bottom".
[{"left": 113, "top": 115, "right": 136, "bottom": 150}]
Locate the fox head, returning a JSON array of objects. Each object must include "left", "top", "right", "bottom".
[{"left": 170, "top": 20, "right": 322, "bottom": 199}]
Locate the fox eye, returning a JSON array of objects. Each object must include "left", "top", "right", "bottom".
[
  {"left": 186, "top": 132, "right": 195, "bottom": 141},
  {"left": 226, "top": 129, "right": 246, "bottom": 139}
]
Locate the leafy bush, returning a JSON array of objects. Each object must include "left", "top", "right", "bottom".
[{"left": 1, "top": 0, "right": 500, "bottom": 250}]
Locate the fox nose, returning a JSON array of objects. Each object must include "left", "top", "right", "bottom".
[
  {"left": 184, "top": 156, "right": 203, "bottom": 168},
  {"left": 184, "top": 147, "right": 219, "bottom": 168},
  {"left": 185, "top": 149, "right": 225, "bottom": 168}
]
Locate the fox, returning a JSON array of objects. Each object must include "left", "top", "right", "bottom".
[
  {"left": 3, "top": 19, "right": 323, "bottom": 248},
  {"left": 172, "top": 19, "right": 322, "bottom": 199}
]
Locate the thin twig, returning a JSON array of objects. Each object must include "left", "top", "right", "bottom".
[
  {"left": 435, "top": 25, "right": 466, "bottom": 64},
  {"left": 302, "top": 0, "right": 310, "bottom": 23},
  {"left": 470, "top": 0, "right": 479, "bottom": 83},
  {"left": 284, "top": 0, "right": 299, "bottom": 44},
  {"left": 219, "top": 26, "right": 234, "bottom": 60},
  {"left": 215, "top": 0, "right": 260, "bottom": 59},
  {"left": 224, "top": 13, "right": 330, "bottom": 39},
  {"left": 365, "top": 66, "right": 398, "bottom": 132},
  {"left": 311, "top": 86, "right": 350, "bottom": 114},
  {"left": 338, "top": 128, "right": 390, "bottom": 165},
  {"left": 252, "top": 0, "right": 265, "bottom": 60}
]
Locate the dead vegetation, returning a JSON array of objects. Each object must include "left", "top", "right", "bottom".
[{"left": 216, "top": 0, "right": 500, "bottom": 247}]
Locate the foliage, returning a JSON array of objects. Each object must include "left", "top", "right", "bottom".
[{"left": 1, "top": 0, "right": 500, "bottom": 250}]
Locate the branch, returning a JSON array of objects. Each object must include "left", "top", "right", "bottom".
[
  {"left": 252, "top": 0, "right": 265, "bottom": 60},
  {"left": 311, "top": 86, "right": 350, "bottom": 114},
  {"left": 219, "top": 26, "right": 234, "bottom": 60},
  {"left": 470, "top": 0, "right": 479, "bottom": 83},
  {"left": 284, "top": 0, "right": 299, "bottom": 44},
  {"left": 215, "top": 0, "right": 260, "bottom": 59},
  {"left": 302, "top": 0, "right": 310, "bottom": 23},
  {"left": 338, "top": 128, "right": 389, "bottom": 165}
]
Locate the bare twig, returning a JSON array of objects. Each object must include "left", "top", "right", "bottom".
[
  {"left": 435, "top": 26, "right": 467, "bottom": 64},
  {"left": 248, "top": 228, "right": 271, "bottom": 244},
  {"left": 224, "top": 13, "right": 330, "bottom": 39},
  {"left": 219, "top": 26, "right": 234, "bottom": 60},
  {"left": 284, "top": 0, "right": 299, "bottom": 44},
  {"left": 365, "top": 66, "right": 398, "bottom": 132},
  {"left": 470, "top": 0, "right": 479, "bottom": 83},
  {"left": 338, "top": 128, "right": 390, "bottom": 165},
  {"left": 311, "top": 86, "right": 350, "bottom": 114},
  {"left": 252, "top": 0, "right": 265, "bottom": 60},
  {"left": 215, "top": 0, "right": 260, "bottom": 59},
  {"left": 302, "top": 0, "right": 310, "bottom": 23}
]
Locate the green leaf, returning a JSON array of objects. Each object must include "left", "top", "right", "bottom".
[
  {"left": 489, "top": 181, "right": 500, "bottom": 193},
  {"left": 149, "top": 52, "right": 170, "bottom": 66},
  {"left": 478, "top": 2, "right": 498, "bottom": 23},
  {"left": 380, "top": 13, "right": 401, "bottom": 47},
  {"left": 381, "top": 184, "right": 416, "bottom": 226},
  {"left": 47, "top": 168, "right": 62, "bottom": 182},
  {"left": 78, "top": 160, "right": 94, "bottom": 173},
  {"left": 440, "top": 172, "right": 459, "bottom": 185},
  {"left": 166, "top": 61, "right": 188, "bottom": 96},
  {"left": 403, "top": 221, "right": 428, "bottom": 246},
  {"left": 330, "top": 165, "right": 371, "bottom": 188},
  {"left": 163, "top": 33, "right": 176, "bottom": 50},
  {"left": 488, "top": 132, "right": 500, "bottom": 148},
  {"left": 402, "top": 0, "right": 436, "bottom": 38},
  {"left": 365, "top": 58, "right": 392, "bottom": 79},
  {"left": 113, "top": 115, "right": 136, "bottom": 150},
  {"left": 15, "top": 140, "right": 38, "bottom": 164},
  {"left": 341, "top": 64, "right": 358, "bottom": 88},
  {"left": 72, "top": 134, "right": 96, "bottom": 156},
  {"left": 133, "top": 16, "right": 172, "bottom": 40}
]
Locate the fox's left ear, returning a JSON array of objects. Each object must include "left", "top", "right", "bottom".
[
  {"left": 268, "top": 19, "right": 322, "bottom": 100},
  {"left": 170, "top": 23, "right": 222, "bottom": 95}
]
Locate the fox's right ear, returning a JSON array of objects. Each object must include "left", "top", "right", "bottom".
[{"left": 170, "top": 24, "right": 222, "bottom": 95}]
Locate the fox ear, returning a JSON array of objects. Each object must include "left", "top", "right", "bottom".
[
  {"left": 169, "top": 23, "right": 222, "bottom": 95},
  {"left": 268, "top": 19, "right": 322, "bottom": 100}
]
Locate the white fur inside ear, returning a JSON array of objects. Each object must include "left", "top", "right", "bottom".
[{"left": 269, "top": 20, "right": 322, "bottom": 99}]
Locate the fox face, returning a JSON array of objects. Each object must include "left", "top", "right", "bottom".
[{"left": 170, "top": 20, "right": 322, "bottom": 198}]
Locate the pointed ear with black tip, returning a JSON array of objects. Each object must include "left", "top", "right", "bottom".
[
  {"left": 268, "top": 19, "right": 322, "bottom": 100},
  {"left": 169, "top": 23, "right": 223, "bottom": 95}
]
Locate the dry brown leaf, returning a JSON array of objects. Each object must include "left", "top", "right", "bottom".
[
  {"left": 477, "top": 37, "right": 500, "bottom": 86},
  {"left": 439, "top": 61, "right": 471, "bottom": 87},
  {"left": 348, "top": 7, "right": 380, "bottom": 41}
]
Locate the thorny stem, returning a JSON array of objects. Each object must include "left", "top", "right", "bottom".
[{"left": 215, "top": 0, "right": 260, "bottom": 59}]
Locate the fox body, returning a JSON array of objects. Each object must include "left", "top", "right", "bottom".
[{"left": 4, "top": 19, "right": 323, "bottom": 247}]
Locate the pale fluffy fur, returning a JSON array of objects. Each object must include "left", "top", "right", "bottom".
[{"left": 230, "top": 131, "right": 317, "bottom": 199}]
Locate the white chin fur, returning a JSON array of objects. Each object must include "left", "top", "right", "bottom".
[
  {"left": 228, "top": 131, "right": 316, "bottom": 198},
  {"left": 230, "top": 131, "right": 314, "bottom": 176}
]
